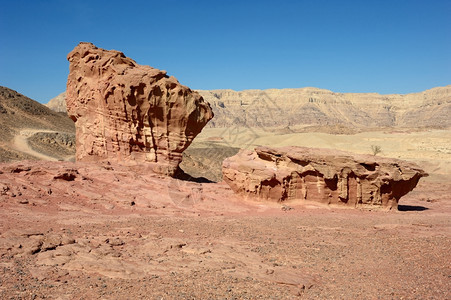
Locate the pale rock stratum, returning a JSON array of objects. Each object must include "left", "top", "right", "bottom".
[
  {"left": 222, "top": 146, "right": 427, "bottom": 209},
  {"left": 66, "top": 42, "right": 213, "bottom": 176}
]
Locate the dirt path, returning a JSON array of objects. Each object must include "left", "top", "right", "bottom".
[{"left": 11, "top": 129, "right": 59, "bottom": 161}]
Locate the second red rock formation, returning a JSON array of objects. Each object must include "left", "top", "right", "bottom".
[{"left": 222, "top": 146, "right": 427, "bottom": 210}]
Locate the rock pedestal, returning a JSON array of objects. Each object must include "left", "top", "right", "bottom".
[
  {"left": 222, "top": 146, "right": 427, "bottom": 210},
  {"left": 66, "top": 42, "right": 213, "bottom": 176}
]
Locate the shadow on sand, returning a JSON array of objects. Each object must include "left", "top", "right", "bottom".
[
  {"left": 398, "top": 205, "right": 429, "bottom": 212},
  {"left": 174, "top": 168, "right": 214, "bottom": 183}
]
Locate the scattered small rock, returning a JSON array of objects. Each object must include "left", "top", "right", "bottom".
[
  {"left": 106, "top": 237, "right": 124, "bottom": 246},
  {"left": 282, "top": 205, "right": 294, "bottom": 211},
  {"left": 54, "top": 170, "right": 78, "bottom": 181}
]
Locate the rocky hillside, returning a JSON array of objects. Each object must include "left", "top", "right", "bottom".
[
  {"left": 0, "top": 86, "right": 75, "bottom": 162},
  {"left": 47, "top": 85, "right": 451, "bottom": 130}
]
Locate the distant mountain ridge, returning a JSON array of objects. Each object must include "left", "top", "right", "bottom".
[
  {"left": 198, "top": 85, "right": 451, "bottom": 129},
  {"left": 45, "top": 92, "right": 67, "bottom": 113},
  {"left": 46, "top": 85, "right": 451, "bottom": 129}
]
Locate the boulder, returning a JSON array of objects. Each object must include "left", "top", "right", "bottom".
[
  {"left": 66, "top": 42, "right": 213, "bottom": 176},
  {"left": 222, "top": 146, "right": 427, "bottom": 210}
]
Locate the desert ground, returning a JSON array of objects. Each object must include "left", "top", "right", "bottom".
[{"left": 1, "top": 124, "right": 450, "bottom": 299}]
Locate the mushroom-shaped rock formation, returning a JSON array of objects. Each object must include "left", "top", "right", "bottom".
[
  {"left": 222, "top": 146, "right": 427, "bottom": 210},
  {"left": 66, "top": 42, "right": 213, "bottom": 176}
]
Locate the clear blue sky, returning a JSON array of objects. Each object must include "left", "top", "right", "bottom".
[{"left": 0, "top": 0, "right": 450, "bottom": 103}]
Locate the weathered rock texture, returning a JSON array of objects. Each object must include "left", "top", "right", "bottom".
[
  {"left": 66, "top": 42, "right": 213, "bottom": 175},
  {"left": 223, "top": 146, "right": 427, "bottom": 209}
]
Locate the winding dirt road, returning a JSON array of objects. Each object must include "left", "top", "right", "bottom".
[{"left": 12, "top": 129, "right": 59, "bottom": 161}]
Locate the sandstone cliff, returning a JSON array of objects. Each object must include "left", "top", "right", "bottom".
[{"left": 66, "top": 42, "right": 213, "bottom": 176}]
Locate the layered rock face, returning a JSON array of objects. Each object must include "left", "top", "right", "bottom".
[
  {"left": 223, "top": 147, "right": 427, "bottom": 209},
  {"left": 66, "top": 42, "right": 213, "bottom": 175}
]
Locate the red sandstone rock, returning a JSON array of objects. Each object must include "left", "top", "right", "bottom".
[
  {"left": 66, "top": 42, "right": 213, "bottom": 176},
  {"left": 222, "top": 146, "right": 428, "bottom": 209}
]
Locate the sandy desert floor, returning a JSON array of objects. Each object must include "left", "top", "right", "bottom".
[{"left": 0, "top": 128, "right": 450, "bottom": 299}]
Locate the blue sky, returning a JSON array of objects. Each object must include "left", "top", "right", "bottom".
[{"left": 0, "top": 0, "right": 450, "bottom": 103}]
